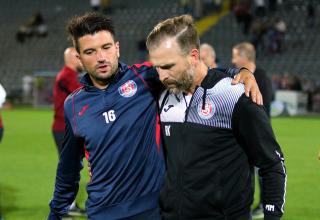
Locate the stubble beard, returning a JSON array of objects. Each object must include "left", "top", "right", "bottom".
[
  {"left": 88, "top": 62, "right": 119, "bottom": 86},
  {"left": 166, "top": 68, "right": 195, "bottom": 94}
]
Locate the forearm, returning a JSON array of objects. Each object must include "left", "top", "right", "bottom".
[
  {"left": 215, "top": 67, "right": 240, "bottom": 78},
  {"left": 232, "top": 95, "right": 287, "bottom": 219},
  {"left": 49, "top": 157, "right": 81, "bottom": 218},
  {"left": 47, "top": 210, "right": 62, "bottom": 220},
  {"left": 260, "top": 162, "right": 286, "bottom": 219},
  {"left": 48, "top": 118, "right": 83, "bottom": 218}
]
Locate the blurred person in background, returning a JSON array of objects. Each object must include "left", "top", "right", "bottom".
[
  {"left": 232, "top": 42, "right": 273, "bottom": 219},
  {"left": 51, "top": 47, "right": 85, "bottom": 217},
  {"left": 90, "top": 0, "right": 101, "bottom": 11},
  {"left": 232, "top": 42, "right": 272, "bottom": 116},
  {"left": 254, "top": 0, "right": 267, "bottom": 18},
  {"left": 234, "top": 0, "right": 253, "bottom": 35},
  {"left": 200, "top": 43, "right": 218, "bottom": 69},
  {"left": 307, "top": 2, "right": 315, "bottom": 28},
  {"left": 0, "top": 83, "right": 6, "bottom": 143},
  {"left": 16, "top": 11, "right": 48, "bottom": 43}
]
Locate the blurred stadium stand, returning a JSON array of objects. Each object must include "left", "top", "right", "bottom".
[
  {"left": 0, "top": 0, "right": 319, "bottom": 112},
  {"left": 201, "top": 0, "right": 320, "bottom": 80},
  {"left": 0, "top": 0, "right": 182, "bottom": 103}
]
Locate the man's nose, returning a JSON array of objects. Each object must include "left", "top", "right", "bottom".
[
  {"left": 157, "top": 68, "right": 169, "bottom": 82},
  {"left": 97, "top": 50, "right": 106, "bottom": 62}
]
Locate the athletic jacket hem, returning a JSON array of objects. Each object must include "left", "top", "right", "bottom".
[{"left": 88, "top": 190, "right": 160, "bottom": 219}]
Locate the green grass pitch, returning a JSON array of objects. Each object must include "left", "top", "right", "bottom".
[{"left": 0, "top": 108, "right": 319, "bottom": 220}]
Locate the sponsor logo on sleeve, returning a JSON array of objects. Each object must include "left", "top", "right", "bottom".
[
  {"left": 265, "top": 204, "right": 275, "bottom": 212},
  {"left": 78, "top": 104, "right": 89, "bottom": 116}
]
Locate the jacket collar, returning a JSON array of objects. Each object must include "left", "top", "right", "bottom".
[{"left": 201, "top": 68, "right": 227, "bottom": 89}]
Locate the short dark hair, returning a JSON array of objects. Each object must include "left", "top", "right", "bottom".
[
  {"left": 146, "top": 14, "right": 200, "bottom": 55},
  {"left": 67, "top": 12, "right": 116, "bottom": 52}
]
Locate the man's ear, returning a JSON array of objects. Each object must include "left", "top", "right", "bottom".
[
  {"left": 189, "top": 48, "right": 200, "bottom": 65},
  {"left": 116, "top": 41, "right": 120, "bottom": 58},
  {"left": 75, "top": 52, "right": 84, "bottom": 67},
  {"left": 76, "top": 52, "right": 81, "bottom": 61}
]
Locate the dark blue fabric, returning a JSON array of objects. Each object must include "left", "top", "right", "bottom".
[{"left": 49, "top": 62, "right": 165, "bottom": 220}]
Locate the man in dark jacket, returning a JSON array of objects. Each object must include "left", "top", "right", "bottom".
[{"left": 147, "top": 15, "right": 286, "bottom": 220}]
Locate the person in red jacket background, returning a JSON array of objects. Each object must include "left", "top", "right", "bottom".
[
  {"left": 52, "top": 47, "right": 83, "bottom": 152},
  {"left": 51, "top": 47, "right": 85, "bottom": 217}
]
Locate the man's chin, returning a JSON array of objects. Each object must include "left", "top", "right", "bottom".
[
  {"left": 92, "top": 72, "right": 115, "bottom": 83},
  {"left": 167, "top": 87, "right": 181, "bottom": 94},
  {"left": 96, "top": 71, "right": 114, "bottom": 79},
  {"left": 164, "top": 83, "right": 184, "bottom": 94}
]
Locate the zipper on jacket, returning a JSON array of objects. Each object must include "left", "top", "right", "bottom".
[
  {"left": 177, "top": 86, "right": 198, "bottom": 218},
  {"left": 176, "top": 125, "right": 188, "bottom": 220}
]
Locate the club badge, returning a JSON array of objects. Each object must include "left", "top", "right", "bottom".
[
  {"left": 118, "top": 80, "right": 137, "bottom": 97},
  {"left": 198, "top": 99, "right": 215, "bottom": 119}
]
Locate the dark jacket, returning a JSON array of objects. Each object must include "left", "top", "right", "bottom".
[
  {"left": 159, "top": 69, "right": 286, "bottom": 220},
  {"left": 254, "top": 67, "right": 273, "bottom": 116}
]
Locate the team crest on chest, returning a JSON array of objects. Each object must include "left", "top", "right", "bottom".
[
  {"left": 197, "top": 99, "right": 215, "bottom": 119},
  {"left": 118, "top": 80, "right": 137, "bottom": 97}
]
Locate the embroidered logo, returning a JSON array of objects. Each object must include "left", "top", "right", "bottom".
[
  {"left": 197, "top": 99, "right": 215, "bottom": 119},
  {"left": 265, "top": 204, "right": 275, "bottom": 212},
  {"left": 78, "top": 104, "right": 89, "bottom": 116},
  {"left": 118, "top": 80, "right": 137, "bottom": 98},
  {"left": 164, "top": 105, "right": 174, "bottom": 112}
]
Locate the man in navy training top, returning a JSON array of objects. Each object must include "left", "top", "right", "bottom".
[{"left": 48, "top": 12, "right": 261, "bottom": 220}]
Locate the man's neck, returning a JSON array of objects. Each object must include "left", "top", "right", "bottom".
[
  {"left": 93, "top": 81, "right": 109, "bottom": 90},
  {"left": 187, "top": 62, "right": 208, "bottom": 95},
  {"left": 90, "top": 68, "right": 119, "bottom": 90},
  {"left": 209, "top": 62, "right": 217, "bottom": 69}
]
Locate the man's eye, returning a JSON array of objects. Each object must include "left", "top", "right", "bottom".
[
  {"left": 162, "top": 65, "right": 172, "bottom": 70},
  {"left": 85, "top": 51, "right": 93, "bottom": 55}
]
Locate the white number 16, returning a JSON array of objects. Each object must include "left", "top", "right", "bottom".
[{"left": 103, "top": 110, "right": 116, "bottom": 124}]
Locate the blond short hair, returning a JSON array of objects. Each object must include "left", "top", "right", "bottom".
[
  {"left": 146, "top": 14, "right": 200, "bottom": 55},
  {"left": 200, "top": 43, "right": 216, "bottom": 59},
  {"left": 233, "top": 42, "right": 256, "bottom": 62}
]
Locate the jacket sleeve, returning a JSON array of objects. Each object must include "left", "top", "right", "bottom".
[
  {"left": 232, "top": 95, "right": 287, "bottom": 220},
  {"left": 131, "top": 62, "right": 164, "bottom": 97},
  {"left": 48, "top": 106, "right": 84, "bottom": 220},
  {"left": 215, "top": 67, "right": 240, "bottom": 78}
]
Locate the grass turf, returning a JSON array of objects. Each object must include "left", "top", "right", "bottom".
[{"left": 0, "top": 108, "right": 319, "bottom": 220}]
